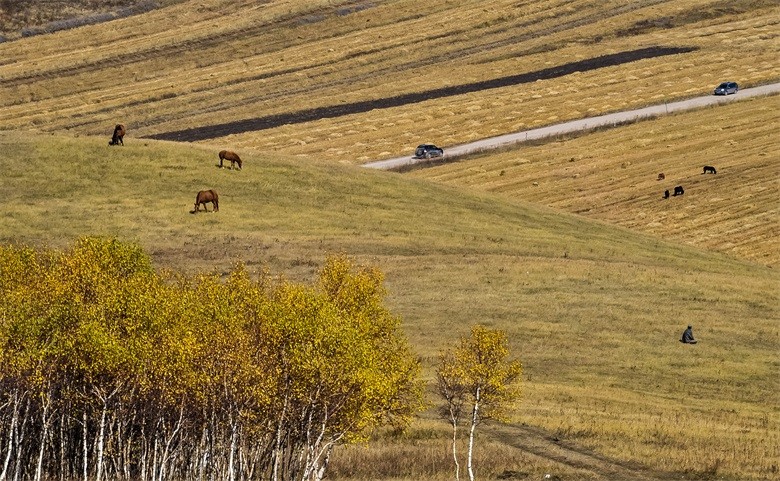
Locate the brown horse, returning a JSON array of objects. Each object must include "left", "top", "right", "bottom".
[
  {"left": 194, "top": 190, "right": 219, "bottom": 212},
  {"left": 109, "top": 124, "right": 125, "bottom": 146},
  {"left": 219, "top": 150, "right": 242, "bottom": 170}
]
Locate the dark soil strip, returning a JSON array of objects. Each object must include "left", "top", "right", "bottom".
[{"left": 146, "top": 46, "right": 696, "bottom": 142}]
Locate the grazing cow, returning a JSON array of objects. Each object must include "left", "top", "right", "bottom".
[
  {"left": 703, "top": 165, "right": 717, "bottom": 174},
  {"left": 664, "top": 189, "right": 670, "bottom": 199},
  {"left": 673, "top": 185, "right": 684, "bottom": 196},
  {"left": 108, "top": 124, "right": 125, "bottom": 146},
  {"left": 657, "top": 173, "right": 665, "bottom": 181},
  {"left": 194, "top": 190, "right": 219, "bottom": 212},
  {"left": 218, "top": 150, "right": 242, "bottom": 170}
]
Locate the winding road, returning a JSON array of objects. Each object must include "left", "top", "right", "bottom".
[{"left": 363, "top": 82, "right": 780, "bottom": 170}]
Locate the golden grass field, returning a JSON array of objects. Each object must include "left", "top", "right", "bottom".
[
  {"left": 408, "top": 96, "right": 780, "bottom": 268},
  {"left": 0, "top": 0, "right": 779, "bottom": 479},
  {"left": 0, "top": 0, "right": 778, "bottom": 162},
  {"left": 1, "top": 130, "right": 777, "bottom": 480}
]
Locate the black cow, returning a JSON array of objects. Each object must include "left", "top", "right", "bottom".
[
  {"left": 673, "top": 186, "right": 684, "bottom": 196},
  {"left": 703, "top": 165, "right": 717, "bottom": 174},
  {"left": 663, "top": 189, "right": 670, "bottom": 199}
]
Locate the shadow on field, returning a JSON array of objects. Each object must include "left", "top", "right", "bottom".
[{"left": 146, "top": 46, "right": 696, "bottom": 142}]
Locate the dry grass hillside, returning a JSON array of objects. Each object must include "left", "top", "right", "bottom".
[
  {"left": 0, "top": 0, "right": 778, "bottom": 163},
  {"left": 408, "top": 95, "right": 780, "bottom": 267},
  {"left": 0, "top": 0, "right": 778, "bottom": 479},
  {"left": 0, "top": 130, "right": 778, "bottom": 480}
]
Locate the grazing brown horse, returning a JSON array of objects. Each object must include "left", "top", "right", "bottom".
[
  {"left": 218, "top": 150, "right": 242, "bottom": 170},
  {"left": 657, "top": 173, "right": 665, "bottom": 181},
  {"left": 108, "top": 124, "right": 125, "bottom": 146},
  {"left": 194, "top": 190, "right": 219, "bottom": 212}
]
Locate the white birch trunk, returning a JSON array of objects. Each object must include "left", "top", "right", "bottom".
[
  {"left": 467, "top": 387, "right": 481, "bottom": 481},
  {"left": 313, "top": 445, "right": 332, "bottom": 481},
  {"left": 198, "top": 422, "right": 208, "bottom": 481},
  {"left": 0, "top": 390, "right": 18, "bottom": 481},
  {"left": 34, "top": 389, "right": 52, "bottom": 481},
  {"left": 96, "top": 402, "right": 107, "bottom": 481},
  {"left": 227, "top": 418, "right": 237, "bottom": 481},
  {"left": 272, "top": 390, "right": 289, "bottom": 481},
  {"left": 451, "top": 415, "right": 460, "bottom": 481},
  {"left": 83, "top": 410, "right": 88, "bottom": 481},
  {"left": 12, "top": 396, "right": 30, "bottom": 481},
  {"left": 152, "top": 436, "right": 158, "bottom": 481},
  {"left": 139, "top": 427, "right": 147, "bottom": 481},
  {"left": 59, "top": 411, "right": 66, "bottom": 481},
  {"left": 158, "top": 404, "right": 184, "bottom": 481}
]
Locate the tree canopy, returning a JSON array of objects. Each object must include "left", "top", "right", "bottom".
[{"left": 0, "top": 237, "right": 423, "bottom": 481}]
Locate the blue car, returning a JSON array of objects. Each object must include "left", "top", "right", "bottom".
[{"left": 713, "top": 82, "right": 738, "bottom": 95}]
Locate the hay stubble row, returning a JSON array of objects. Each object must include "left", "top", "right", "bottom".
[
  {"left": 410, "top": 97, "right": 780, "bottom": 266},
  {"left": 1, "top": 0, "right": 778, "bottom": 163}
]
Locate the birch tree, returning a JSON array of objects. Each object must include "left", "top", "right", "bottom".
[
  {"left": 436, "top": 325, "right": 522, "bottom": 481},
  {"left": 0, "top": 239, "right": 423, "bottom": 481}
]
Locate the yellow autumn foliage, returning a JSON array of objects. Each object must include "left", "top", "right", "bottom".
[{"left": 0, "top": 237, "right": 422, "bottom": 480}]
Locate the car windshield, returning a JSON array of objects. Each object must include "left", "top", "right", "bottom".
[{"left": 718, "top": 83, "right": 729, "bottom": 88}]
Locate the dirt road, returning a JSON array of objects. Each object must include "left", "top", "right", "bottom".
[
  {"left": 363, "top": 83, "right": 780, "bottom": 170},
  {"left": 487, "top": 422, "right": 668, "bottom": 480}
]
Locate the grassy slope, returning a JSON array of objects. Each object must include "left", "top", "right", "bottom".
[
  {"left": 0, "top": 0, "right": 778, "bottom": 478},
  {"left": 1, "top": 131, "right": 777, "bottom": 479},
  {"left": 408, "top": 95, "right": 780, "bottom": 267}
]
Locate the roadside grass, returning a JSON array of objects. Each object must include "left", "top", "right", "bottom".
[
  {"left": 408, "top": 95, "right": 780, "bottom": 267},
  {"left": 0, "top": 131, "right": 777, "bottom": 479},
  {"left": 0, "top": 0, "right": 778, "bottom": 162}
]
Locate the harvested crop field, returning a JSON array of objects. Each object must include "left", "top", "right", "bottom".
[{"left": 1, "top": 0, "right": 778, "bottom": 163}]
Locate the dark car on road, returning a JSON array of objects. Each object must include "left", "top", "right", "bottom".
[
  {"left": 713, "top": 81, "right": 738, "bottom": 95},
  {"left": 414, "top": 144, "right": 444, "bottom": 159}
]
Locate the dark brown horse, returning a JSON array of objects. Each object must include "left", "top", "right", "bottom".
[
  {"left": 218, "top": 150, "right": 242, "bottom": 170},
  {"left": 194, "top": 190, "right": 219, "bottom": 212},
  {"left": 109, "top": 124, "right": 125, "bottom": 146},
  {"left": 702, "top": 165, "right": 717, "bottom": 174}
]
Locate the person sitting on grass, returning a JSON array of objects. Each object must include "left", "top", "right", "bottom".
[{"left": 680, "top": 325, "right": 697, "bottom": 344}]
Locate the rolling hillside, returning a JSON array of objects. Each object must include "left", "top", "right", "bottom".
[
  {"left": 0, "top": 0, "right": 779, "bottom": 478},
  {"left": 408, "top": 95, "right": 780, "bottom": 267},
  {"left": 1, "top": 131, "right": 778, "bottom": 479}
]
